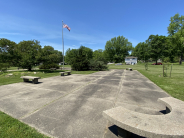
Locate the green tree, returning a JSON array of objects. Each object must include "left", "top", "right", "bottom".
[
  {"left": 167, "top": 13, "right": 184, "bottom": 64},
  {"left": 0, "top": 38, "right": 18, "bottom": 65},
  {"left": 41, "top": 46, "right": 62, "bottom": 65},
  {"left": 65, "top": 46, "right": 93, "bottom": 65},
  {"left": 65, "top": 48, "right": 74, "bottom": 65},
  {"left": 147, "top": 35, "right": 168, "bottom": 64},
  {"left": 93, "top": 49, "right": 107, "bottom": 64},
  {"left": 132, "top": 42, "right": 150, "bottom": 61},
  {"left": 104, "top": 36, "right": 133, "bottom": 63},
  {"left": 16, "top": 40, "right": 42, "bottom": 71},
  {"left": 69, "top": 46, "right": 91, "bottom": 71}
]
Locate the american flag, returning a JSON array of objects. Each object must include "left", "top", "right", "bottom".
[{"left": 63, "top": 23, "right": 71, "bottom": 31}]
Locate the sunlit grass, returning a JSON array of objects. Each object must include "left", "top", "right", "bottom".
[{"left": 0, "top": 111, "right": 49, "bottom": 138}]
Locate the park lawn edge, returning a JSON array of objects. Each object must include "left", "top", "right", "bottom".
[
  {"left": 0, "top": 111, "right": 50, "bottom": 138},
  {"left": 0, "top": 70, "right": 99, "bottom": 86}
]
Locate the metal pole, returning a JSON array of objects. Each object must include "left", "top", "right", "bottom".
[{"left": 62, "top": 20, "right": 64, "bottom": 70}]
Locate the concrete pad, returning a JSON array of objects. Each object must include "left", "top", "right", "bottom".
[
  {"left": 122, "top": 80, "right": 160, "bottom": 90},
  {"left": 125, "top": 70, "right": 141, "bottom": 76},
  {"left": 102, "top": 76, "right": 122, "bottom": 80},
  {"left": 39, "top": 74, "right": 86, "bottom": 83},
  {"left": 108, "top": 70, "right": 124, "bottom": 76},
  {"left": 72, "top": 76, "right": 100, "bottom": 83},
  {"left": 90, "top": 71, "right": 110, "bottom": 75},
  {"left": 116, "top": 87, "right": 170, "bottom": 111},
  {"left": 36, "top": 82, "right": 85, "bottom": 92},
  {"left": 92, "top": 78, "right": 121, "bottom": 87},
  {"left": 103, "top": 122, "right": 118, "bottom": 138},
  {"left": 0, "top": 87, "right": 66, "bottom": 119},
  {"left": 22, "top": 94, "right": 113, "bottom": 138},
  {"left": 0, "top": 83, "right": 28, "bottom": 99},
  {"left": 72, "top": 83, "right": 119, "bottom": 101}
]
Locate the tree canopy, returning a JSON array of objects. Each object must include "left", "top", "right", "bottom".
[
  {"left": 168, "top": 13, "right": 184, "bottom": 64},
  {"left": 15, "top": 40, "right": 42, "bottom": 70},
  {"left": 104, "top": 36, "right": 133, "bottom": 63}
]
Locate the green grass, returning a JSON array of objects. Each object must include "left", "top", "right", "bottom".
[
  {"left": 0, "top": 69, "right": 98, "bottom": 86},
  {"left": 59, "top": 65, "right": 71, "bottom": 68},
  {"left": 0, "top": 111, "right": 49, "bottom": 138},
  {"left": 109, "top": 63, "right": 184, "bottom": 101}
]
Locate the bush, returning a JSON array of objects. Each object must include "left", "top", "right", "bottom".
[
  {"left": 70, "top": 46, "right": 91, "bottom": 71},
  {"left": 39, "top": 63, "right": 59, "bottom": 69},
  {"left": 0, "top": 63, "right": 10, "bottom": 73},
  {"left": 173, "top": 56, "right": 179, "bottom": 63},
  {"left": 163, "top": 57, "right": 170, "bottom": 63},
  {"left": 89, "top": 59, "right": 108, "bottom": 71}
]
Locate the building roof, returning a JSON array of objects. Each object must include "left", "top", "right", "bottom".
[{"left": 125, "top": 56, "right": 138, "bottom": 59}]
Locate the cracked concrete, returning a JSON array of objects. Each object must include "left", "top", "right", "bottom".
[{"left": 0, "top": 69, "right": 170, "bottom": 138}]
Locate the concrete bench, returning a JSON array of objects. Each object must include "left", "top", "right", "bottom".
[
  {"left": 103, "top": 97, "right": 184, "bottom": 138},
  {"left": 20, "top": 76, "right": 41, "bottom": 84},
  {"left": 126, "top": 68, "right": 132, "bottom": 71},
  {"left": 60, "top": 71, "right": 71, "bottom": 76},
  {"left": 50, "top": 68, "right": 56, "bottom": 71}
]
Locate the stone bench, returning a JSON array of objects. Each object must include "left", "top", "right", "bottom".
[
  {"left": 103, "top": 97, "right": 184, "bottom": 138},
  {"left": 60, "top": 71, "right": 71, "bottom": 76},
  {"left": 20, "top": 76, "right": 41, "bottom": 84},
  {"left": 126, "top": 68, "right": 132, "bottom": 71},
  {"left": 50, "top": 68, "right": 56, "bottom": 71}
]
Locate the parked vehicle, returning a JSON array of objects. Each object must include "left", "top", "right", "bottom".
[{"left": 152, "top": 62, "right": 162, "bottom": 65}]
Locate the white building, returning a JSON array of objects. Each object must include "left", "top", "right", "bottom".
[{"left": 125, "top": 56, "right": 138, "bottom": 65}]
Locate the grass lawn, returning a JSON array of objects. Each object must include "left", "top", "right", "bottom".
[
  {"left": 59, "top": 65, "right": 71, "bottom": 68},
  {"left": 109, "top": 63, "right": 184, "bottom": 101},
  {"left": 0, "top": 111, "right": 49, "bottom": 138}
]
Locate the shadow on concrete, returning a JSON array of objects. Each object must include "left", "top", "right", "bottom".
[
  {"left": 108, "top": 125, "right": 146, "bottom": 138},
  {"left": 108, "top": 125, "right": 118, "bottom": 136},
  {"left": 22, "top": 81, "right": 43, "bottom": 84},
  {"left": 159, "top": 109, "right": 167, "bottom": 114}
]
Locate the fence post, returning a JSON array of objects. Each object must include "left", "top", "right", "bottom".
[
  {"left": 163, "top": 64, "right": 164, "bottom": 77},
  {"left": 170, "top": 64, "right": 173, "bottom": 78}
]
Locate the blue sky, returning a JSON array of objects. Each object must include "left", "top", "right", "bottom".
[{"left": 1, "top": 0, "right": 184, "bottom": 54}]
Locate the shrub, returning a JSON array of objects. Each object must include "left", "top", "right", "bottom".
[
  {"left": 163, "top": 57, "right": 170, "bottom": 63},
  {"left": 39, "top": 63, "right": 59, "bottom": 69},
  {"left": 0, "top": 63, "right": 10, "bottom": 73},
  {"left": 89, "top": 59, "right": 108, "bottom": 71},
  {"left": 70, "top": 46, "right": 91, "bottom": 71}
]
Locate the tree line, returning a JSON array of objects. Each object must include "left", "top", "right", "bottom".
[
  {"left": 0, "top": 39, "right": 63, "bottom": 71},
  {"left": 132, "top": 13, "right": 184, "bottom": 64}
]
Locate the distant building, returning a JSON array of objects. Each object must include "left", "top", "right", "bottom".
[{"left": 125, "top": 56, "right": 138, "bottom": 65}]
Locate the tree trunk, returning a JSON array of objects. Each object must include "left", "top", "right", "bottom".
[
  {"left": 156, "top": 59, "right": 157, "bottom": 65},
  {"left": 28, "top": 67, "right": 32, "bottom": 71},
  {"left": 179, "top": 51, "right": 183, "bottom": 65}
]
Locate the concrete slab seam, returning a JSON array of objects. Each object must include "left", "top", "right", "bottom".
[
  {"left": 102, "top": 69, "right": 125, "bottom": 138},
  {"left": 113, "top": 70, "right": 126, "bottom": 107}
]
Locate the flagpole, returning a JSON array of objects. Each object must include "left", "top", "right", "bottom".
[{"left": 62, "top": 20, "right": 64, "bottom": 70}]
